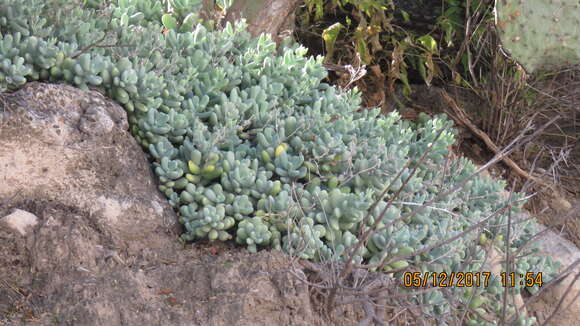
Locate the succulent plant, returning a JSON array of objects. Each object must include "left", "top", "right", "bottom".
[
  {"left": 236, "top": 216, "right": 272, "bottom": 253},
  {"left": 495, "top": 0, "right": 580, "bottom": 73}
]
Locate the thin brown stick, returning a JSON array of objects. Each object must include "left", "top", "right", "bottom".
[{"left": 440, "top": 90, "right": 559, "bottom": 191}]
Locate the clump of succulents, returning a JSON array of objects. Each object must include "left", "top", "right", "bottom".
[{"left": 0, "top": 1, "right": 560, "bottom": 324}]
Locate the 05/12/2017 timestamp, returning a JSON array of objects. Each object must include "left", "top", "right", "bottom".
[{"left": 402, "top": 271, "right": 544, "bottom": 288}]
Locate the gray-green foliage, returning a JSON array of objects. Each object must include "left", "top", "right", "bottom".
[
  {"left": 495, "top": 0, "right": 580, "bottom": 73},
  {"left": 0, "top": 1, "right": 560, "bottom": 324}
]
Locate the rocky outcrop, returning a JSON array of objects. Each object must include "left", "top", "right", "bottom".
[{"left": 0, "top": 83, "right": 328, "bottom": 326}]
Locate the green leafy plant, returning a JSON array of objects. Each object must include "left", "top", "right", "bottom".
[{"left": 298, "top": 0, "right": 494, "bottom": 96}]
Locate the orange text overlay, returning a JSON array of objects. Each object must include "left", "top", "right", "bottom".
[
  {"left": 402, "top": 272, "right": 544, "bottom": 288},
  {"left": 403, "top": 272, "right": 492, "bottom": 288}
]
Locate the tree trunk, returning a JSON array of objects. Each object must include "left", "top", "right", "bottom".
[{"left": 223, "top": 0, "right": 300, "bottom": 45}]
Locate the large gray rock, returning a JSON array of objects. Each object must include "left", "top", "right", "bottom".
[{"left": 0, "top": 83, "right": 333, "bottom": 326}]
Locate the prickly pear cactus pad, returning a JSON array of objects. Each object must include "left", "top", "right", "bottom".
[
  {"left": 1, "top": 1, "right": 560, "bottom": 324},
  {"left": 495, "top": 0, "right": 580, "bottom": 73}
]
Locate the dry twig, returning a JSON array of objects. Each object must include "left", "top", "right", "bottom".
[{"left": 440, "top": 90, "right": 559, "bottom": 191}]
